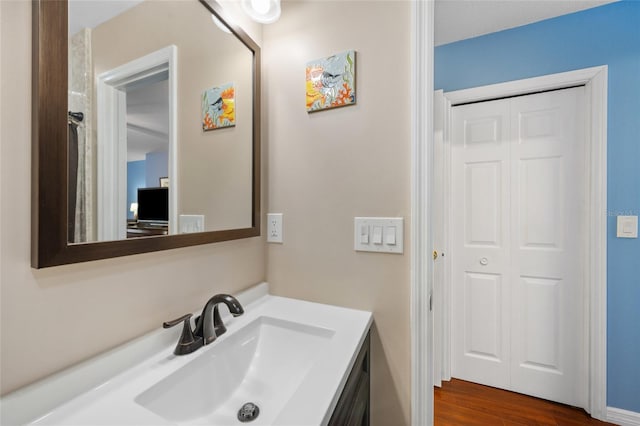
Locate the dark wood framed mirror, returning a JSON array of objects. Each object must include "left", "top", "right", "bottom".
[{"left": 31, "top": 0, "right": 260, "bottom": 268}]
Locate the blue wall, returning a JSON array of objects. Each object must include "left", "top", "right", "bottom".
[
  {"left": 435, "top": 1, "right": 640, "bottom": 412},
  {"left": 145, "top": 151, "right": 168, "bottom": 188},
  {"left": 127, "top": 152, "right": 168, "bottom": 220},
  {"left": 127, "top": 160, "right": 145, "bottom": 220}
]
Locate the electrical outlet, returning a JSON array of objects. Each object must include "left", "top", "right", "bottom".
[{"left": 267, "top": 213, "right": 283, "bottom": 243}]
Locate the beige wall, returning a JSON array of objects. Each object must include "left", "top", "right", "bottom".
[
  {"left": 263, "top": 1, "right": 412, "bottom": 425},
  {"left": 2, "top": 2, "right": 414, "bottom": 424},
  {"left": 92, "top": 0, "right": 255, "bottom": 232},
  {"left": 0, "top": 0, "right": 265, "bottom": 395}
]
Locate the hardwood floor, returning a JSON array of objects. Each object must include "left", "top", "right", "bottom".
[{"left": 434, "top": 379, "right": 615, "bottom": 425}]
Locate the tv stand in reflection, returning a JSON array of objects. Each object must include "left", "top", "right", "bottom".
[{"left": 127, "top": 221, "right": 168, "bottom": 238}]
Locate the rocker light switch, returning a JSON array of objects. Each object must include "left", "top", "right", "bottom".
[
  {"left": 372, "top": 226, "right": 383, "bottom": 244},
  {"left": 179, "top": 215, "right": 204, "bottom": 233},
  {"left": 617, "top": 215, "right": 638, "bottom": 238},
  {"left": 354, "top": 217, "right": 403, "bottom": 254},
  {"left": 386, "top": 226, "right": 397, "bottom": 245},
  {"left": 360, "top": 224, "right": 370, "bottom": 244}
]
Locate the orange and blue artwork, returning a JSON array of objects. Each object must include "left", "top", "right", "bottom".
[
  {"left": 306, "top": 50, "right": 356, "bottom": 112},
  {"left": 202, "top": 82, "right": 235, "bottom": 131}
]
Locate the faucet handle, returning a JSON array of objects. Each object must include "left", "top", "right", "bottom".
[
  {"left": 163, "top": 313, "right": 193, "bottom": 329},
  {"left": 163, "top": 313, "right": 203, "bottom": 355}
]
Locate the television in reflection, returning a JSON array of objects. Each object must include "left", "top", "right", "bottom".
[{"left": 137, "top": 187, "right": 168, "bottom": 225}]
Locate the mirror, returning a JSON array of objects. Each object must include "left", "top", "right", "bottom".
[{"left": 32, "top": 0, "right": 260, "bottom": 267}]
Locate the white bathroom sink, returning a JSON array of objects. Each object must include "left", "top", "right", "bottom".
[
  {"left": 3, "top": 285, "right": 372, "bottom": 426},
  {"left": 135, "top": 316, "right": 334, "bottom": 425}
]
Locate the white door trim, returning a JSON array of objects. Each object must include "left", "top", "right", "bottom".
[
  {"left": 410, "top": 0, "right": 434, "bottom": 425},
  {"left": 432, "top": 66, "right": 608, "bottom": 420},
  {"left": 433, "top": 90, "right": 452, "bottom": 385},
  {"left": 97, "top": 45, "right": 178, "bottom": 240}
]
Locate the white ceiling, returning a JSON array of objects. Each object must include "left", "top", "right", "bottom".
[
  {"left": 126, "top": 79, "right": 170, "bottom": 162},
  {"left": 69, "top": 0, "right": 618, "bottom": 45},
  {"left": 68, "top": 0, "right": 143, "bottom": 36},
  {"left": 435, "top": 0, "right": 618, "bottom": 46}
]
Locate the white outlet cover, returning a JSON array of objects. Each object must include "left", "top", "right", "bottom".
[{"left": 267, "top": 213, "right": 283, "bottom": 243}]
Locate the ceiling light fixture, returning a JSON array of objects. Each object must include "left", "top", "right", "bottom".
[
  {"left": 241, "top": 0, "right": 281, "bottom": 24},
  {"left": 211, "top": 14, "right": 232, "bottom": 34}
]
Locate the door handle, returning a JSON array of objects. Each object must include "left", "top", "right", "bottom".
[{"left": 480, "top": 257, "right": 489, "bottom": 266}]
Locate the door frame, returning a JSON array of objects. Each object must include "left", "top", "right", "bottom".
[
  {"left": 431, "top": 66, "right": 608, "bottom": 419},
  {"left": 410, "top": 0, "right": 434, "bottom": 425},
  {"left": 96, "top": 45, "right": 178, "bottom": 240}
]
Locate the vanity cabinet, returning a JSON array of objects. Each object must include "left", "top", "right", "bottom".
[{"left": 329, "top": 332, "right": 370, "bottom": 426}]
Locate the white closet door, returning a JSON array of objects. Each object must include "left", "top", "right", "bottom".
[
  {"left": 451, "top": 87, "right": 587, "bottom": 407},
  {"left": 509, "top": 88, "right": 586, "bottom": 407},
  {"left": 451, "top": 98, "right": 511, "bottom": 389}
]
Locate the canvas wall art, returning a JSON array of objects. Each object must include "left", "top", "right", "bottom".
[
  {"left": 306, "top": 50, "right": 356, "bottom": 112},
  {"left": 202, "top": 83, "right": 235, "bottom": 131}
]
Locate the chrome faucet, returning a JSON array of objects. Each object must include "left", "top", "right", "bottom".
[{"left": 163, "top": 294, "right": 244, "bottom": 355}]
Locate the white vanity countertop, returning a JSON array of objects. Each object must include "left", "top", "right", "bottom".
[{"left": 1, "top": 284, "right": 372, "bottom": 426}]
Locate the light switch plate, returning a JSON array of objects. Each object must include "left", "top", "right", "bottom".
[
  {"left": 267, "top": 213, "right": 283, "bottom": 243},
  {"left": 354, "top": 217, "right": 403, "bottom": 254},
  {"left": 179, "top": 215, "right": 204, "bottom": 233},
  {"left": 617, "top": 215, "right": 638, "bottom": 238}
]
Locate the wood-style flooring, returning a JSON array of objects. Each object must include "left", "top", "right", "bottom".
[{"left": 434, "top": 379, "right": 615, "bottom": 425}]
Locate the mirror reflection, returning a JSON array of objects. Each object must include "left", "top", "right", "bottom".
[{"left": 68, "top": 0, "right": 254, "bottom": 243}]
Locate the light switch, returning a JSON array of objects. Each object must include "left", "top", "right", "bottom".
[
  {"left": 179, "top": 215, "right": 204, "bottom": 233},
  {"left": 354, "top": 217, "right": 403, "bottom": 254},
  {"left": 360, "top": 224, "right": 369, "bottom": 244},
  {"left": 386, "top": 226, "right": 396, "bottom": 245},
  {"left": 617, "top": 215, "right": 638, "bottom": 238},
  {"left": 372, "top": 226, "right": 383, "bottom": 244}
]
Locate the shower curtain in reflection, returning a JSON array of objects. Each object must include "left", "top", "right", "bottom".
[
  {"left": 68, "top": 28, "right": 94, "bottom": 243},
  {"left": 68, "top": 120, "right": 89, "bottom": 243}
]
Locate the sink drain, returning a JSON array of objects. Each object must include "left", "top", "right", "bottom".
[{"left": 237, "top": 402, "right": 260, "bottom": 422}]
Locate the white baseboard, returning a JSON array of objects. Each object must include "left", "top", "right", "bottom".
[{"left": 607, "top": 407, "right": 640, "bottom": 426}]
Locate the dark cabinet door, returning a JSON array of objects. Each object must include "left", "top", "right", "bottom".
[{"left": 329, "top": 332, "right": 370, "bottom": 426}]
